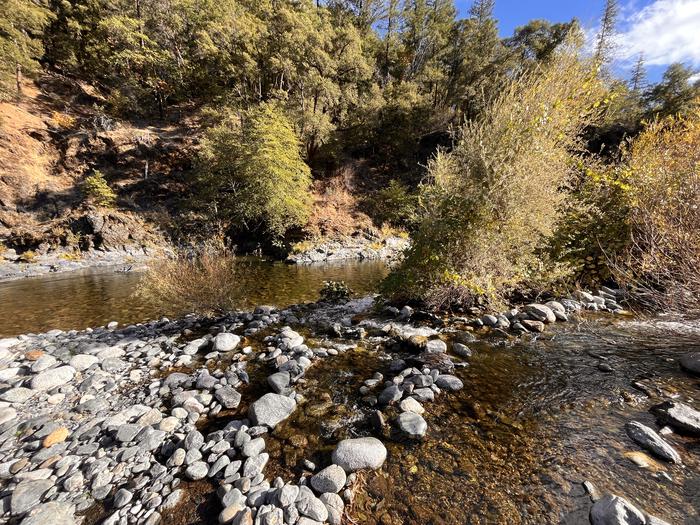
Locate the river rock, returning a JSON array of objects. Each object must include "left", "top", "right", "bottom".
[
  {"left": 521, "top": 319, "right": 545, "bottom": 333},
  {"left": 400, "top": 397, "right": 425, "bottom": 415},
  {"left": 20, "top": 502, "right": 76, "bottom": 525},
  {"left": 11, "top": 479, "right": 53, "bottom": 515},
  {"left": 452, "top": 343, "right": 472, "bottom": 357},
  {"left": 185, "top": 461, "right": 208, "bottom": 480},
  {"left": 378, "top": 385, "right": 402, "bottom": 406},
  {"left": 425, "top": 339, "right": 447, "bottom": 353},
  {"left": 1, "top": 387, "right": 35, "bottom": 403},
  {"left": 213, "top": 333, "right": 241, "bottom": 352},
  {"left": 248, "top": 393, "right": 297, "bottom": 428},
  {"left": 679, "top": 352, "right": 700, "bottom": 376},
  {"left": 310, "top": 464, "right": 346, "bottom": 494},
  {"left": 30, "top": 366, "right": 75, "bottom": 391},
  {"left": 267, "top": 372, "right": 291, "bottom": 394},
  {"left": 0, "top": 407, "right": 17, "bottom": 425},
  {"left": 650, "top": 401, "right": 700, "bottom": 435},
  {"left": 525, "top": 304, "right": 556, "bottom": 323},
  {"left": 397, "top": 412, "right": 427, "bottom": 439},
  {"left": 69, "top": 354, "right": 99, "bottom": 371},
  {"left": 434, "top": 374, "right": 463, "bottom": 391},
  {"left": 625, "top": 421, "right": 681, "bottom": 463},
  {"left": 215, "top": 386, "right": 242, "bottom": 409},
  {"left": 331, "top": 437, "right": 387, "bottom": 472},
  {"left": 590, "top": 494, "right": 645, "bottom": 525}
]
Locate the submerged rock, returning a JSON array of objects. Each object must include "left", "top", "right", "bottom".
[
  {"left": 650, "top": 401, "right": 700, "bottom": 435},
  {"left": 396, "top": 412, "right": 427, "bottom": 439},
  {"left": 331, "top": 437, "right": 387, "bottom": 472},
  {"left": 625, "top": 421, "right": 681, "bottom": 463},
  {"left": 679, "top": 352, "right": 700, "bottom": 376}
]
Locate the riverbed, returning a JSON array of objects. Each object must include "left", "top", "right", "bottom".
[{"left": 0, "top": 263, "right": 699, "bottom": 525}]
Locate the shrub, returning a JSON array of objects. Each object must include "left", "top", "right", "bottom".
[
  {"left": 18, "top": 250, "right": 37, "bottom": 263},
  {"left": 319, "top": 280, "right": 352, "bottom": 303},
  {"left": 82, "top": 170, "right": 117, "bottom": 207},
  {"left": 384, "top": 42, "right": 606, "bottom": 308},
  {"left": 365, "top": 180, "right": 420, "bottom": 229},
  {"left": 136, "top": 247, "right": 239, "bottom": 315},
  {"left": 50, "top": 111, "right": 76, "bottom": 129},
  {"left": 612, "top": 111, "right": 700, "bottom": 312},
  {"left": 198, "top": 103, "right": 312, "bottom": 244}
]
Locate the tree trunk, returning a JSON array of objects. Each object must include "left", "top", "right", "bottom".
[{"left": 15, "top": 63, "right": 22, "bottom": 95}]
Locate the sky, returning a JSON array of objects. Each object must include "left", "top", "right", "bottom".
[{"left": 454, "top": 0, "right": 700, "bottom": 83}]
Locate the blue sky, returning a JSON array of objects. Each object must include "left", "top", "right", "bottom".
[{"left": 454, "top": 0, "right": 700, "bottom": 84}]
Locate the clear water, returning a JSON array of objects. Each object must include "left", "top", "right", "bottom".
[{"left": 0, "top": 258, "right": 387, "bottom": 337}]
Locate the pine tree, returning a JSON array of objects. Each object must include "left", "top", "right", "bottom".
[
  {"left": 469, "top": 0, "right": 495, "bottom": 23},
  {"left": 593, "top": 0, "right": 618, "bottom": 69},
  {"left": 630, "top": 53, "right": 646, "bottom": 93}
]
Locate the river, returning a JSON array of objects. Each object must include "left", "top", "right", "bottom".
[
  {"left": 1, "top": 261, "right": 699, "bottom": 524},
  {"left": 0, "top": 259, "right": 387, "bottom": 337}
]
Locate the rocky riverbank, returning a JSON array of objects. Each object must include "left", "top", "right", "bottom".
[
  {"left": 0, "top": 248, "right": 160, "bottom": 282},
  {"left": 0, "top": 289, "right": 697, "bottom": 524},
  {"left": 286, "top": 235, "right": 409, "bottom": 265}
]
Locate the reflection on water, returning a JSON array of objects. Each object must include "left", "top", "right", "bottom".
[{"left": 0, "top": 258, "right": 387, "bottom": 337}]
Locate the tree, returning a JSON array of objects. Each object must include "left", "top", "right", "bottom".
[
  {"left": 629, "top": 53, "right": 646, "bottom": 93},
  {"left": 593, "top": 0, "right": 618, "bottom": 71},
  {"left": 0, "top": 0, "right": 52, "bottom": 98},
  {"left": 197, "top": 103, "right": 313, "bottom": 243},
  {"left": 645, "top": 63, "right": 700, "bottom": 119},
  {"left": 505, "top": 19, "right": 580, "bottom": 66}
]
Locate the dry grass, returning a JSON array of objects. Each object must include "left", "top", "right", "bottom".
[
  {"left": 305, "top": 167, "right": 372, "bottom": 239},
  {"left": 136, "top": 248, "right": 239, "bottom": 315},
  {"left": 612, "top": 110, "right": 700, "bottom": 313}
]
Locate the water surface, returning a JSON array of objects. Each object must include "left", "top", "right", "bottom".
[{"left": 0, "top": 258, "right": 387, "bottom": 337}]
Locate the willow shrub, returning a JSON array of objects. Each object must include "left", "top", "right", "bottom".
[
  {"left": 384, "top": 48, "right": 606, "bottom": 308},
  {"left": 612, "top": 110, "right": 700, "bottom": 313},
  {"left": 136, "top": 246, "right": 238, "bottom": 315},
  {"left": 197, "top": 102, "right": 312, "bottom": 244}
]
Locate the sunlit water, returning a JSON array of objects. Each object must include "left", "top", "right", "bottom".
[{"left": 0, "top": 258, "right": 387, "bottom": 337}]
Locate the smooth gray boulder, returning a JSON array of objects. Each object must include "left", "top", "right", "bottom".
[
  {"left": 590, "top": 494, "right": 645, "bottom": 525},
  {"left": 525, "top": 304, "right": 557, "bottom": 323},
  {"left": 213, "top": 333, "right": 241, "bottom": 352},
  {"left": 651, "top": 401, "right": 700, "bottom": 435},
  {"left": 20, "top": 502, "right": 76, "bottom": 525},
  {"left": 425, "top": 339, "right": 447, "bottom": 354},
  {"left": 11, "top": 479, "right": 53, "bottom": 515},
  {"left": 215, "top": 387, "right": 241, "bottom": 409},
  {"left": 435, "top": 374, "right": 464, "bottom": 391},
  {"left": 267, "top": 372, "right": 291, "bottom": 394},
  {"left": 679, "top": 352, "right": 700, "bottom": 375},
  {"left": 625, "top": 421, "right": 681, "bottom": 463},
  {"left": 248, "top": 393, "right": 297, "bottom": 428},
  {"left": 331, "top": 437, "right": 387, "bottom": 472},
  {"left": 397, "top": 412, "right": 427, "bottom": 439},
  {"left": 30, "top": 366, "right": 75, "bottom": 391},
  {"left": 378, "top": 385, "right": 402, "bottom": 406},
  {"left": 310, "top": 464, "right": 346, "bottom": 494}
]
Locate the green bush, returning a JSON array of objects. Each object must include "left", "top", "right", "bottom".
[
  {"left": 384, "top": 43, "right": 606, "bottom": 308},
  {"left": 82, "top": 170, "right": 117, "bottom": 207},
  {"left": 366, "top": 180, "right": 420, "bottom": 229},
  {"left": 319, "top": 280, "right": 352, "bottom": 303},
  {"left": 198, "top": 102, "right": 312, "bottom": 243}
]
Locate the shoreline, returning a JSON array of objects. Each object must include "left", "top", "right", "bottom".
[{"left": 0, "top": 291, "right": 695, "bottom": 524}]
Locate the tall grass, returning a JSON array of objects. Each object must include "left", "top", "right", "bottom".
[{"left": 136, "top": 247, "right": 238, "bottom": 315}]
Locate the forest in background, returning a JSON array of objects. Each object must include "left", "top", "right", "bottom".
[{"left": 1, "top": 0, "right": 699, "bottom": 312}]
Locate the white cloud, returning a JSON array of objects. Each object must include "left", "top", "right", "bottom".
[{"left": 614, "top": 0, "right": 700, "bottom": 67}]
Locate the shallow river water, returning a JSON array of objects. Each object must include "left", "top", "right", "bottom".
[{"left": 1, "top": 261, "right": 699, "bottom": 524}]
